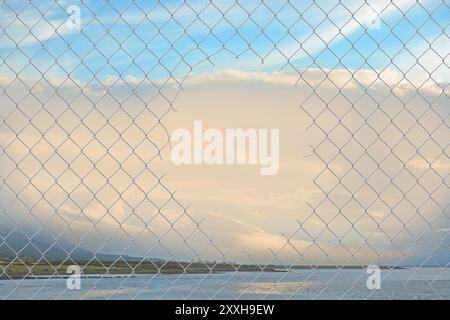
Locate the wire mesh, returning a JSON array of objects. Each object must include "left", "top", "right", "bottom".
[{"left": 0, "top": 0, "right": 448, "bottom": 299}]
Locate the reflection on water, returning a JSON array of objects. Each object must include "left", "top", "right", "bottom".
[{"left": 239, "top": 281, "right": 323, "bottom": 295}]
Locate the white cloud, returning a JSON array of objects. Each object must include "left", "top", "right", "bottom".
[{"left": 0, "top": 68, "right": 448, "bottom": 264}]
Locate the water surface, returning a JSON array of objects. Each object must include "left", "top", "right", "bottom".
[{"left": 0, "top": 268, "right": 448, "bottom": 299}]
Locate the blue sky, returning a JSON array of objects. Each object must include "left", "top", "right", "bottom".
[{"left": 0, "top": 0, "right": 448, "bottom": 85}]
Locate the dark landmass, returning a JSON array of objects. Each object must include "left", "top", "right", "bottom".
[
  {"left": 0, "top": 258, "right": 403, "bottom": 280},
  {"left": 0, "top": 259, "right": 276, "bottom": 280}
]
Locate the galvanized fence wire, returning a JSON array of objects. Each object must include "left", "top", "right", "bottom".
[{"left": 0, "top": 0, "right": 449, "bottom": 299}]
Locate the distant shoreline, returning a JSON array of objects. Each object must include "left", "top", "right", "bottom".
[{"left": 0, "top": 259, "right": 407, "bottom": 280}]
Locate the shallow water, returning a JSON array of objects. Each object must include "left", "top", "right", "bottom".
[{"left": 0, "top": 268, "right": 449, "bottom": 299}]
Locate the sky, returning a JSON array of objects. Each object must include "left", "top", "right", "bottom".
[
  {"left": 1, "top": 0, "right": 448, "bottom": 81},
  {"left": 0, "top": 0, "right": 449, "bottom": 266}
]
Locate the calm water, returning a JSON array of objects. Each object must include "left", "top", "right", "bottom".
[{"left": 0, "top": 268, "right": 449, "bottom": 299}]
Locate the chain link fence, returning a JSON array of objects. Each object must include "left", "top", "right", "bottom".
[{"left": 0, "top": 0, "right": 449, "bottom": 299}]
